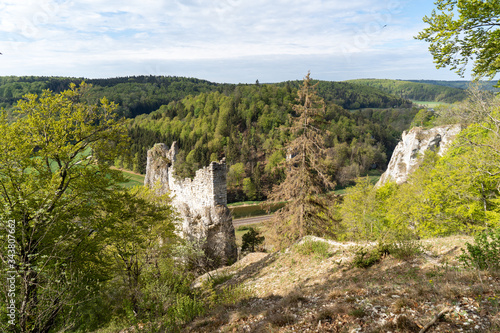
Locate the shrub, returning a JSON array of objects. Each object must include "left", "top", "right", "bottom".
[
  {"left": 352, "top": 246, "right": 381, "bottom": 268},
  {"left": 349, "top": 307, "right": 366, "bottom": 318},
  {"left": 209, "top": 273, "right": 233, "bottom": 287},
  {"left": 168, "top": 294, "right": 205, "bottom": 325},
  {"left": 294, "top": 238, "right": 333, "bottom": 259},
  {"left": 458, "top": 228, "right": 500, "bottom": 272},
  {"left": 383, "top": 240, "right": 425, "bottom": 261}
]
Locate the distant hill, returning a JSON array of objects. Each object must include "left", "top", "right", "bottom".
[
  {"left": 0, "top": 76, "right": 411, "bottom": 115},
  {"left": 407, "top": 79, "right": 499, "bottom": 92},
  {"left": 0, "top": 75, "right": 220, "bottom": 117},
  {"left": 346, "top": 79, "right": 468, "bottom": 103},
  {"left": 278, "top": 80, "right": 412, "bottom": 109}
]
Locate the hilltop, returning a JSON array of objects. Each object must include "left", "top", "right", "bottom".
[
  {"left": 184, "top": 236, "right": 500, "bottom": 332},
  {"left": 346, "top": 79, "right": 468, "bottom": 104}
]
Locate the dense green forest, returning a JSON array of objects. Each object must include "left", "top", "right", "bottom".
[
  {"left": 125, "top": 83, "right": 419, "bottom": 202},
  {"left": 277, "top": 80, "right": 412, "bottom": 109},
  {"left": 0, "top": 75, "right": 219, "bottom": 117},
  {"left": 347, "top": 79, "right": 468, "bottom": 103},
  {"left": 0, "top": 76, "right": 409, "bottom": 117}
]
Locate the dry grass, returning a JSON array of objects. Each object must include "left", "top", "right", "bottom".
[{"left": 185, "top": 235, "right": 500, "bottom": 332}]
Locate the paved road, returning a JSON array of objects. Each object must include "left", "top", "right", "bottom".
[{"left": 233, "top": 214, "right": 272, "bottom": 227}]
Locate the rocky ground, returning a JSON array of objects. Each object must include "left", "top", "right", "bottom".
[{"left": 184, "top": 236, "right": 500, "bottom": 333}]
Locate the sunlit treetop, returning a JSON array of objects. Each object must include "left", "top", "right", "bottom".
[{"left": 416, "top": 0, "right": 500, "bottom": 82}]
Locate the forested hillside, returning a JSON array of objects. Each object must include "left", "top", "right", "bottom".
[
  {"left": 0, "top": 75, "right": 219, "bottom": 117},
  {"left": 347, "top": 79, "right": 467, "bottom": 103},
  {"left": 277, "top": 80, "right": 412, "bottom": 109},
  {"left": 124, "top": 83, "right": 419, "bottom": 202},
  {"left": 0, "top": 76, "right": 410, "bottom": 116},
  {"left": 408, "top": 79, "right": 499, "bottom": 92}
]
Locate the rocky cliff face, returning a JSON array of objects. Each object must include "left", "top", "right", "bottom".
[
  {"left": 376, "top": 125, "right": 462, "bottom": 187},
  {"left": 145, "top": 142, "right": 237, "bottom": 266}
]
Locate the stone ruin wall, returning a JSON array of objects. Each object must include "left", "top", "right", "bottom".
[
  {"left": 144, "top": 142, "right": 237, "bottom": 266},
  {"left": 168, "top": 161, "right": 227, "bottom": 212}
]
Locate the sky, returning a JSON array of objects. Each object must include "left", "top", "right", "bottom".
[{"left": 0, "top": 0, "right": 475, "bottom": 83}]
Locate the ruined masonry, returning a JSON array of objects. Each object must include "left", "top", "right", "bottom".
[
  {"left": 144, "top": 142, "right": 237, "bottom": 265},
  {"left": 376, "top": 124, "right": 462, "bottom": 187}
]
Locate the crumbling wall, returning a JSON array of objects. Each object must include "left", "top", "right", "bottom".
[
  {"left": 376, "top": 124, "right": 462, "bottom": 187},
  {"left": 144, "top": 142, "right": 237, "bottom": 265}
]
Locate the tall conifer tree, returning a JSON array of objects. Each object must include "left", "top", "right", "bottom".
[{"left": 267, "top": 73, "right": 338, "bottom": 248}]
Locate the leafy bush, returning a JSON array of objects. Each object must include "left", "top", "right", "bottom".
[
  {"left": 458, "top": 228, "right": 500, "bottom": 272},
  {"left": 168, "top": 294, "right": 205, "bottom": 325},
  {"left": 209, "top": 273, "right": 234, "bottom": 287},
  {"left": 241, "top": 227, "right": 265, "bottom": 253},
  {"left": 200, "top": 277, "right": 251, "bottom": 309},
  {"left": 294, "top": 238, "right": 333, "bottom": 259},
  {"left": 383, "top": 240, "right": 425, "bottom": 261},
  {"left": 352, "top": 246, "right": 381, "bottom": 268}
]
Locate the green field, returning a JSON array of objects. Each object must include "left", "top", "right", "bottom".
[
  {"left": 412, "top": 100, "right": 450, "bottom": 107},
  {"left": 229, "top": 202, "right": 286, "bottom": 219},
  {"left": 118, "top": 169, "right": 145, "bottom": 188}
]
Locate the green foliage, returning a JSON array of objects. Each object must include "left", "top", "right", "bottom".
[
  {"left": 127, "top": 77, "right": 411, "bottom": 200},
  {"left": 416, "top": 0, "right": 500, "bottom": 81},
  {"left": 410, "top": 108, "right": 436, "bottom": 128},
  {"left": 382, "top": 240, "right": 425, "bottom": 261},
  {"left": 280, "top": 79, "right": 412, "bottom": 109},
  {"left": 294, "top": 239, "right": 333, "bottom": 259},
  {"left": 242, "top": 177, "right": 257, "bottom": 201},
  {"left": 208, "top": 273, "right": 234, "bottom": 287},
  {"left": 0, "top": 83, "right": 129, "bottom": 333},
  {"left": 241, "top": 227, "right": 265, "bottom": 253},
  {"left": 458, "top": 228, "right": 500, "bottom": 272},
  {"left": 340, "top": 177, "right": 397, "bottom": 241},
  {"left": 0, "top": 75, "right": 221, "bottom": 117},
  {"left": 340, "top": 91, "right": 500, "bottom": 242},
  {"left": 350, "top": 240, "right": 422, "bottom": 268},
  {"left": 351, "top": 246, "right": 382, "bottom": 269},
  {"left": 228, "top": 162, "right": 245, "bottom": 187},
  {"left": 168, "top": 294, "right": 205, "bottom": 326},
  {"left": 408, "top": 79, "right": 499, "bottom": 92},
  {"left": 347, "top": 79, "right": 467, "bottom": 103}
]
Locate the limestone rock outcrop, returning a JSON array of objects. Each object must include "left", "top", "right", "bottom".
[
  {"left": 376, "top": 125, "right": 462, "bottom": 187},
  {"left": 145, "top": 142, "right": 237, "bottom": 265}
]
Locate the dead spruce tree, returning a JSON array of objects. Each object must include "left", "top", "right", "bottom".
[{"left": 267, "top": 73, "right": 338, "bottom": 249}]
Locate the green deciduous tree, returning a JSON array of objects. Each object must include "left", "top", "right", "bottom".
[
  {"left": 99, "top": 185, "right": 177, "bottom": 322},
  {"left": 416, "top": 0, "right": 500, "bottom": 81},
  {"left": 0, "top": 83, "right": 129, "bottom": 332},
  {"left": 267, "top": 73, "right": 338, "bottom": 249},
  {"left": 340, "top": 177, "right": 397, "bottom": 241},
  {"left": 227, "top": 162, "right": 245, "bottom": 187}
]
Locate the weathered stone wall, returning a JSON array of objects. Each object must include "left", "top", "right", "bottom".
[
  {"left": 376, "top": 124, "right": 462, "bottom": 187},
  {"left": 144, "top": 142, "right": 237, "bottom": 265}
]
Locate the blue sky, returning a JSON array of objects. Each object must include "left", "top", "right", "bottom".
[{"left": 0, "top": 0, "right": 475, "bottom": 83}]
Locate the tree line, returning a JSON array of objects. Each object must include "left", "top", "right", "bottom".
[{"left": 348, "top": 78, "right": 468, "bottom": 103}]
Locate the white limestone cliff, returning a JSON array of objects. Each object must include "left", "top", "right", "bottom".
[{"left": 376, "top": 124, "right": 462, "bottom": 187}]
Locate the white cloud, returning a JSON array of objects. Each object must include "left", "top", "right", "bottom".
[{"left": 0, "top": 0, "right": 467, "bottom": 82}]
